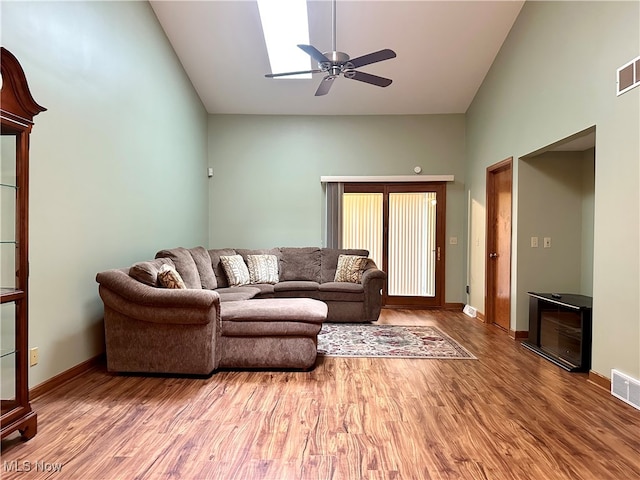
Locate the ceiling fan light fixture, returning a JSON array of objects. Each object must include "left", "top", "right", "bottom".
[{"left": 263, "top": 0, "right": 396, "bottom": 95}]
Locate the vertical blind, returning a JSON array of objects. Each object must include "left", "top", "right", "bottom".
[
  {"left": 341, "top": 191, "right": 437, "bottom": 298},
  {"left": 342, "top": 193, "right": 383, "bottom": 269},
  {"left": 388, "top": 192, "right": 437, "bottom": 297}
]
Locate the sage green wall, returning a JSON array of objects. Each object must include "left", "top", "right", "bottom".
[
  {"left": 208, "top": 114, "right": 466, "bottom": 303},
  {"left": 581, "top": 149, "right": 595, "bottom": 295},
  {"left": 466, "top": 1, "right": 639, "bottom": 378},
  {"left": 1, "top": 1, "right": 208, "bottom": 388}
]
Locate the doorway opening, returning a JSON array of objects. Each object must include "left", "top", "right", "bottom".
[{"left": 515, "top": 127, "right": 596, "bottom": 337}]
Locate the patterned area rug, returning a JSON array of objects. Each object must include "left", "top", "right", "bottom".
[{"left": 317, "top": 324, "right": 477, "bottom": 359}]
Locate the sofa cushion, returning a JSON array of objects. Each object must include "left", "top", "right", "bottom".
[
  {"left": 273, "top": 281, "right": 320, "bottom": 292},
  {"left": 220, "top": 298, "right": 327, "bottom": 325},
  {"left": 220, "top": 255, "right": 251, "bottom": 287},
  {"left": 247, "top": 254, "right": 279, "bottom": 285},
  {"left": 236, "top": 248, "right": 281, "bottom": 264},
  {"left": 317, "top": 281, "right": 365, "bottom": 302},
  {"left": 334, "top": 254, "right": 369, "bottom": 283},
  {"left": 246, "top": 283, "right": 275, "bottom": 297},
  {"left": 129, "top": 258, "right": 175, "bottom": 287},
  {"left": 155, "top": 247, "right": 202, "bottom": 289},
  {"left": 157, "top": 264, "right": 186, "bottom": 289},
  {"left": 215, "top": 286, "right": 261, "bottom": 302},
  {"left": 208, "top": 248, "right": 237, "bottom": 288},
  {"left": 321, "top": 248, "right": 369, "bottom": 283},
  {"left": 188, "top": 246, "right": 217, "bottom": 290},
  {"left": 279, "top": 247, "right": 321, "bottom": 282}
]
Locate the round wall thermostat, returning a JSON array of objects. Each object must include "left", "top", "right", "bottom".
[{"left": 414, "top": 166, "right": 422, "bottom": 174}]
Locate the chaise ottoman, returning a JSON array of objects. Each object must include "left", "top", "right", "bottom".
[{"left": 219, "top": 298, "right": 327, "bottom": 370}]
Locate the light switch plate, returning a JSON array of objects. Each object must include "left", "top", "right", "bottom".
[{"left": 531, "top": 236, "right": 538, "bottom": 248}]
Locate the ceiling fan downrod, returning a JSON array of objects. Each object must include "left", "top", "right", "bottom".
[{"left": 331, "top": 0, "right": 337, "bottom": 53}]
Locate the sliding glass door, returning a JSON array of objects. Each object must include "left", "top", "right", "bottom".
[{"left": 342, "top": 183, "right": 446, "bottom": 308}]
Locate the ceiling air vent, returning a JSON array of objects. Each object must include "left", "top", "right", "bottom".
[
  {"left": 617, "top": 55, "right": 640, "bottom": 96},
  {"left": 611, "top": 369, "right": 640, "bottom": 411}
]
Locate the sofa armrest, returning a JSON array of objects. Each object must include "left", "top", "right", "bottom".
[
  {"left": 96, "top": 269, "right": 220, "bottom": 325},
  {"left": 361, "top": 266, "right": 387, "bottom": 321},
  {"left": 361, "top": 266, "right": 387, "bottom": 285}
]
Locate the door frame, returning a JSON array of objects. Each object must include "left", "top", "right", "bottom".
[
  {"left": 344, "top": 182, "right": 446, "bottom": 308},
  {"left": 485, "top": 157, "right": 513, "bottom": 329}
]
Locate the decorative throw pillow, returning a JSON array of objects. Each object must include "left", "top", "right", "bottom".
[
  {"left": 157, "top": 264, "right": 186, "bottom": 289},
  {"left": 129, "top": 258, "right": 175, "bottom": 287},
  {"left": 247, "top": 254, "right": 279, "bottom": 285},
  {"left": 220, "top": 255, "right": 251, "bottom": 287},
  {"left": 334, "top": 254, "right": 368, "bottom": 283}
]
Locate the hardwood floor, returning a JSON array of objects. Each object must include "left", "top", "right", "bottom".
[{"left": 2, "top": 309, "right": 639, "bottom": 479}]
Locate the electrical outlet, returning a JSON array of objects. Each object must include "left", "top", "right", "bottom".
[
  {"left": 29, "top": 347, "right": 39, "bottom": 366},
  {"left": 543, "top": 237, "right": 552, "bottom": 248}
]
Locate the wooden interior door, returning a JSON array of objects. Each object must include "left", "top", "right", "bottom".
[{"left": 486, "top": 158, "right": 512, "bottom": 331}]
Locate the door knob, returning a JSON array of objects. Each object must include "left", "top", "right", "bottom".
[{"left": 489, "top": 252, "right": 498, "bottom": 258}]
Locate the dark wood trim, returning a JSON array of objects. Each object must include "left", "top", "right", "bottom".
[
  {"left": 383, "top": 303, "right": 463, "bottom": 311},
  {"left": 485, "top": 157, "right": 513, "bottom": 328},
  {"left": 588, "top": 370, "right": 611, "bottom": 392},
  {"left": 509, "top": 330, "right": 529, "bottom": 340},
  {"left": 444, "top": 302, "right": 464, "bottom": 310},
  {"left": 30, "top": 354, "right": 105, "bottom": 400},
  {"left": 384, "top": 305, "right": 446, "bottom": 310}
]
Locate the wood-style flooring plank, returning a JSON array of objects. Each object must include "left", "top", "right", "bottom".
[{"left": 2, "top": 309, "right": 639, "bottom": 480}]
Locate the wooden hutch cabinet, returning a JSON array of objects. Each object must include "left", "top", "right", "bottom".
[{"left": 1, "top": 47, "right": 46, "bottom": 440}]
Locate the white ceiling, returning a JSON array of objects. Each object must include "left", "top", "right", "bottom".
[{"left": 150, "top": 0, "right": 525, "bottom": 115}]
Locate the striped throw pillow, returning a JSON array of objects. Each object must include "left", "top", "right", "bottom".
[
  {"left": 157, "top": 264, "right": 187, "bottom": 289},
  {"left": 334, "top": 254, "right": 368, "bottom": 283},
  {"left": 247, "top": 254, "right": 279, "bottom": 285},
  {"left": 220, "top": 255, "right": 251, "bottom": 287}
]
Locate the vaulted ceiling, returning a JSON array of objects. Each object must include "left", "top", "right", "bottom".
[{"left": 150, "top": 1, "right": 525, "bottom": 115}]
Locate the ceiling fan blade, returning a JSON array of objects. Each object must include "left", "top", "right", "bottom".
[
  {"left": 265, "top": 69, "right": 322, "bottom": 78},
  {"left": 298, "top": 44, "right": 330, "bottom": 64},
  {"left": 315, "top": 76, "right": 335, "bottom": 96},
  {"left": 348, "top": 71, "right": 393, "bottom": 88},
  {"left": 348, "top": 49, "right": 396, "bottom": 69}
]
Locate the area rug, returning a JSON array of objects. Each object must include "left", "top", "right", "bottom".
[{"left": 317, "top": 324, "right": 477, "bottom": 359}]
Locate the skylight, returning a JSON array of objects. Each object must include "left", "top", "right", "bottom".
[{"left": 257, "top": 0, "right": 312, "bottom": 79}]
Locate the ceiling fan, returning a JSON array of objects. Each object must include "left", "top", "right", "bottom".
[{"left": 264, "top": 0, "right": 396, "bottom": 96}]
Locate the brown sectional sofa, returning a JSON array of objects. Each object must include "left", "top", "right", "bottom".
[
  {"left": 200, "top": 246, "right": 386, "bottom": 322},
  {"left": 96, "top": 246, "right": 386, "bottom": 375}
]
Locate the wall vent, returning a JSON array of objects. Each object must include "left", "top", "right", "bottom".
[
  {"left": 463, "top": 305, "right": 477, "bottom": 318},
  {"left": 617, "top": 55, "right": 640, "bottom": 96},
  {"left": 611, "top": 369, "right": 640, "bottom": 411}
]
